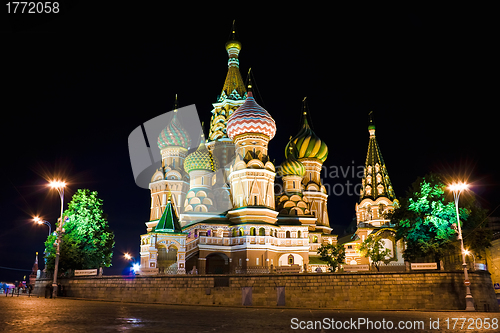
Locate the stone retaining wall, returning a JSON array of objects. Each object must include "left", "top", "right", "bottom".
[{"left": 34, "top": 271, "right": 499, "bottom": 311}]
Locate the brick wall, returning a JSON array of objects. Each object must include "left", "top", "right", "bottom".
[{"left": 34, "top": 271, "right": 499, "bottom": 311}]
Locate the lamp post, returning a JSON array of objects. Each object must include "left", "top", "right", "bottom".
[
  {"left": 449, "top": 182, "right": 475, "bottom": 311},
  {"left": 464, "top": 249, "right": 476, "bottom": 270},
  {"left": 49, "top": 180, "right": 66, "bottom": 299},
  {"left": 33, "top": 216, "right": 52, "bottom": 236}
]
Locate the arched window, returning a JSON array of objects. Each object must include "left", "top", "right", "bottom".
[
  {"left": 239, "top": 228, "right": 244, "bottom": 236},
  {"left": 259, "top": 227, "right": 265, "bottom": 236},
  {"left": 297, "top": 230, "right": 301, "bottom": 238},
  {"left": 250, "top": 227, "right": 256, "bottom": 236},
  {"left": 288, "top": 254, "right": 294, "bottom": 265},
  {"left": 207, "top": 230, "right": 211, "bottom": 237},
  {"left": 313, "top": 235, "right": 318, "bottom": 243},
  {"left": 286, "top": 231, "right": 291, "bottom": 238},
  {"left": 232, "top": 229, "right": 237, "bottom": 237}
]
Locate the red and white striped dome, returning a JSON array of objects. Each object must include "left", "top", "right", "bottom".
[{"left": 226, "top": 92, "right": 276, "bottom": 140}]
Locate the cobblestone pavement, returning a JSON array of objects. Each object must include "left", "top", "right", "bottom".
[{"left": 0, "top": 296, "right": 499, "bottom": 332}]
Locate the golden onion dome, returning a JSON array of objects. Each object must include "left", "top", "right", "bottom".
[
  {"left": 184, "top": 133, "right": 218, "bottom": 174},
  {"left": 285, "top": 110, "right": 328, "bottom": 163},
  {"left": 279, "top": 145, "right": 306, "bottom": 177},
  {"left": 225, "top": 39, "right": 241, "bottom": 52}
]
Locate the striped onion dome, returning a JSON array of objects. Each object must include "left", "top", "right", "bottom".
[
  {"left": 285, "top": 110, "right": 328, "bottom": 162},
  {"left": 184, "top": 133, "right": 218, "bottom": 173},
  {"left": 157, "top": 106, "right": 191, "bottom": 150},
  {"left": 226, "top": 91, "right": 276, "bottom": 140},
  {"left": 279, "top": 145, "right": 306, "bottom": 177}
]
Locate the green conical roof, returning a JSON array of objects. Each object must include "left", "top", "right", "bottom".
[
  {"left": 359, "top": 113, "right": 396, "bottom": 202},
  {"left": 155, "top": 197, "right": 182, "bottom": 233}
]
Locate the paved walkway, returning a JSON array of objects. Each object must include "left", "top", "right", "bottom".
[{"left": 0, "top": 296, "right": 498, "bottom": 332}]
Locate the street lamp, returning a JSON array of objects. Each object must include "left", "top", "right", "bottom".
[
  {"left": 33, "top": 216, "right": 51, "bottom": 236},
  {"left": 448, "top": 182, "right": 474, "bottom": 311},
  {"left": 464, "top": 249, "right": 476, "bottom": 269},
  {"left": 124, "top": 253, "right": 139, "bottom": 275},
  {"left": 48, "top": 180, "right": 66, "bottom": 299}
]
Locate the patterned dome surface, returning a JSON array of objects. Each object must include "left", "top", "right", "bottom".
[
  {"left": 279, "top": 146, "right": 306, "bottom": 177},
  {"left": 285, "top": 112, "right": 328, "bottom": 162},
  {"left": 226, "top": 92, "right": 276, "bottom": 140},
  {"left": 184, "top": 137, "right": 218, "bottom": 173},
  {"left": 157, "top": 111, "right": 191, "bottom": 150}
]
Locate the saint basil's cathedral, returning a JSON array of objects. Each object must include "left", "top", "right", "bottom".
[{"left": 138, "top": 26, "right": 404, "bottom": 275}]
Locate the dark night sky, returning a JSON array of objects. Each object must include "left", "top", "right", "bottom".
[{"left": 1, "top": 4, "right": 497, "bottom": 282}]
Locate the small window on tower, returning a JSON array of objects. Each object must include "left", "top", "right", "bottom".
[{"left": 288, "top": 254, "right": 294, "bottom": 265}]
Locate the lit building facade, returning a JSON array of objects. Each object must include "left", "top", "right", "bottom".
[
  {"left": 341, "top": 114, "right": 405, "bottom": 267},
  {"left": 139, "top": 27, "right": 336, "bottom": 275}
]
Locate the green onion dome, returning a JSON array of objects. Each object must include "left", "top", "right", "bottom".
[
  {"left": 285, "top": 111, "right": 328, "bottom": 163},
  {"left": 157, "top": 108, "right": 191, "bottom": 150},
  {"left": 279, "top": 145, "right": 306, "bottom": 177},
  {"left": 184, "top": 134, "right": 219, "bottom": 173}
]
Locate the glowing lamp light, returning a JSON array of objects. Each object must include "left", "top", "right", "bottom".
[
  {"left": 463, "top": 249, "right": 470, "bottom": 256},
  {"left": 124, "top": 253, "right": 132, "bottom": 260},
  {"left": 49, "top": 180, "right": 67, "bottom": 188},
  {"left": 33, "top": 216, "right": 42, "bottom": 224},
  {"left": 132, "top": 263, "right": 140, "bottom": 272},
  {"left": 448, "top": 182, "right": 469, "bottom": 192}
]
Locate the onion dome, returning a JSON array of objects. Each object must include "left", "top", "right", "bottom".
[
  {"left": 368, "top": 111, "right": 376, "bottom": 136},
  {"left": 285, "top": 100, "right": 328, "bottom": 162},
  {"left": 279, "top": 145, "right": 306, "bottom": 177},
  {"left": 184, "top": 131, "right": 219, "bottom": 173},
  {"left": 226, "top": 81, "right": 276, "bottom": 140},
  {"left": 157, "top": 95, "right": 191, "bottom": 150}
]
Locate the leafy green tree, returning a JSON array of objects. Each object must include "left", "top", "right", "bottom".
[
  {"left": 392, "top": 174, "right": 468, "bottom": 264},
  {"left": 358, "top": 234, "right": 391, "bottom": 271},
  {"left": 44, "top": 189, "right": 115, "bottom": 273},
  {"left": 317, "top": 243, "right": 346, "bottom": 272}
]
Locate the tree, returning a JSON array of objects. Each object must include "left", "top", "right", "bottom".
[
  {"left": 44, "top": 189, "right": 115, "bottom": 274},
  {"left": 317, "top": 243, "right": 346, "bottom": 272},
  {"left": 459, "top": 193, "right": 492, "bottom": 257},
  {"left": 358, "top": 234, "right": 391, "bottom": 271},
  {"left": 392, "top": 174, "right": 469, "bottom": 264}
]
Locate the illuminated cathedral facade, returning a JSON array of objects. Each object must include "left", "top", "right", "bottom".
[{"left": 138, "top": 26, "right": 401, "bottom": 275}]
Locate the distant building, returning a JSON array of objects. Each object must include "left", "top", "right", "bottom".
[{"left": 339, "top": 114, "right": 405, "bottom": 267}]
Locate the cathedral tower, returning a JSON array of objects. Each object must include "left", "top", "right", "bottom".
[
  {"left": 285, "top": 101, "right": 329, "bottom": 229},
  {"left": 207, "top": 23, "right": 247, "bottom": 171},
  {"left": 149, "top": 96, "right": 191, "bottom": 219},
  {"left": 356, "top": 112, "right": 398, "bottom": 228},
  {"left": 226, "top": 80, "right": 277, "bottom": 210},
  {"left": 183, "top": 129, "right": 218, "bottom": 212}
]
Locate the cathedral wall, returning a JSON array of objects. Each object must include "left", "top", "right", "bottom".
[{"left": 34, "top": 271, "right": 498, "bottom": 311}]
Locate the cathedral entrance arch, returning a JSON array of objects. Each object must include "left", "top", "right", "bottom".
[
  {"left": 157, "top": 245, "right": 178, "bottom": 273},
  {"left": 205, "top": 253, "right": 229, "bottom": 274},
  {"left": 278, "top": 253, "right": 303, "bottom": 267}
]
